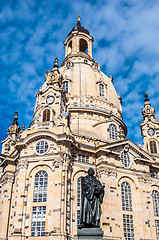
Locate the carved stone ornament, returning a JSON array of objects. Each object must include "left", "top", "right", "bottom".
[
  {"left": 45, "top": 58, "right": 63, "bottom": 86},
  {"left": 4, "top": 142, "right": 10, "bottom": 152},
  {"left": 97, "top": 166, "right": 117, "bottom": 180},
  {"left": 123, "top": 144, "right": 129, "bottom": 153},
  {"left": 97, "top": 166, "right": 109, "bottom": 178},
  {"left": 142, "top": 93, "right": 155, "bottom": 119},
  {"left": 1, "top": 172, "right": 14, "bottom": 185},
  {"left": 52, "top": 157, "right": 64, "bottom": 167},
  {"left": 137, "top": 173, "right": 151, "bottom": 183},
  {"left": 7, "top": 112, "right": 20, "bottom": 139},
  {"left": 17, "top": 160, "right": 29, "bottom": 169}
]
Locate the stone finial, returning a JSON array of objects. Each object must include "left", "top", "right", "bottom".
[
  {"left": 12, "top": 111, "right": 18, "bottom": 124},
  {"left": 77, "top": 14, "right": 81, "bottom": 25},
  {"left": 110, "top": 75, "right": 113, "bottom": 83},
  {"left": 53, "top": 57, "right": 59, "bottom": 69},
  {"left": 22, "top": 123, "right": 25, "bottom": 131},
  {"left": 8, "top": 111, "right": 20, "bottom": 137},
  {"left": 141, "top": 93, "right": 155, "bottom": 121},
  {"left": 144, "top": 93, "right": 149, "bottom": 102}
]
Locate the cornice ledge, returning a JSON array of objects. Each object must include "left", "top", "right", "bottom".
[{"left": 15, "top": 131, "right": 76, "bottom": 150}]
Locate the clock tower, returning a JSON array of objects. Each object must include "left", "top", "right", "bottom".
[{"left": 141, "top": 93, "right": 159, "bottom": 155}]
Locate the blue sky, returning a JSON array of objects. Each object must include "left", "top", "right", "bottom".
[{"left": 1, "top": 0, "right": 159, "bottom": 149}]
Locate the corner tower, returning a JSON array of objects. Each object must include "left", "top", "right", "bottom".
[{"left": 141, "top": 93, "right": 159, "bottom": 155}]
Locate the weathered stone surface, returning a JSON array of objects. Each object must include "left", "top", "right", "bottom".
[{"left": 77, "top": 228, "right": 103, "bottom": 240}]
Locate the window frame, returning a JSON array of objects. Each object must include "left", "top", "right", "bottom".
[
  {"left": 148, "top": 139, "right": 158, "bottom": 154},
  {"left": 31, "top": 206, "right": 46, "bottom": 237},
  {"left": 121, "top": 181, "right": 133, "bottom": 211},
  {"left": 33, "top": 171, "right": 48, "bottom": 203},
  {"left": 123, "top": 214, "right": 134, "bottom": 240},
  {"left": 35, "top": 140, "right": 50, "bottom": 156},
  {"left": 120, "top": 152, "right": 131, "bottom": 168},
  {"left": 63, "top": 81, "right": 69, "bottom": 93},
  {"left": 99, "top": 83, "right": 104, "bottom": 97},
  {"left": 42, "top": 108, "right": 51, "bottom": 122},
  {"left": 109, "top": 123, "right": 118, "bottom": 140},
  {"left": 152, "top": 190, "right": 159, "bottom": 217},
  {"left": 155, "top": 220, "right": 159, "bottom": 240}
]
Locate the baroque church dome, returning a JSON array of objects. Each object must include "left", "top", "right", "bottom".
[{"left": 32, "top": 16, "right": 127, "bottom": 141}]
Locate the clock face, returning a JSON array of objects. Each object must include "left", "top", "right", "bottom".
[
  {"left": 47, "top": 96, "right": 55, "bottom": 104},
  {"left": 146, "top": 108, "right": 150, "bottom": 113},
  {"left": 148, "top": 128, "right": 155, "bottom": 136}
]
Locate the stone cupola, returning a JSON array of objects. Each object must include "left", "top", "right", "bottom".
[{"left": 64, "top": 15, "right": 94, "bottom": 58}]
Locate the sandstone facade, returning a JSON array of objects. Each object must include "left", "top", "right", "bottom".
[{"left": 0, "top": 18, "right": 159, "bottom": 240}]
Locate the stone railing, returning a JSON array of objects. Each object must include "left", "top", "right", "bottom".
[{"left": 68, "top": 96, "right": 122, "bottom": 119}]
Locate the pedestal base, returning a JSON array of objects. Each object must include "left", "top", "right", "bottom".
[{"left": 77, "top": 228, "right": 103, "bottom": 240}]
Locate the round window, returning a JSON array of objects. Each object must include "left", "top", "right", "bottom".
[
  {"left": 120, "top": 152, "right": 130, "bottom": 168},
  {"left": 35, "top": 140, "right": 49, "bottom": 155}
]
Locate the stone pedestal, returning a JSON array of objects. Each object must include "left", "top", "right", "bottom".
[{"left": 77, "top": 228, "right": 103, "bottom": 240}]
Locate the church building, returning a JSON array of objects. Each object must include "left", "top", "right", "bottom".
[{"left": 0, "top": 17, "right": 159, "bottom": 240}]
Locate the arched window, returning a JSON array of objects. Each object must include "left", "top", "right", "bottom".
[
  {"left": 68, "top": 41, "right": 72, "bottom": 54},
  {"left": 63, "top": 81, "right": 68, "bottom": 93},
  {"left": 121, "top": 152, "right": 130, "bottom": 168},
  {"left": 77, "top": 177, "right": 82, "bottom": 206},
  {"left": 79, "top": 39, "right": 88, "bottom": 53},
  {"left": 99, "top": 84, "right": 104, "bottom": 97},
  {"left": 109, "top": 124, "right": 118, "bottom": 140},
  {"left": 33, "top": 171, "right": 48, "bottom": 202},
  {"left": 149, "top": 140, "right": 157, "bottom": 154},
  {"left": 121, "top": 182, "right": 132, "bottom": 211},
  {"left": 43, "top": 109, "right": 50, "bottom": 122},
  {"left": 152, "top": 190, "right": 159, "bottom": 216}
]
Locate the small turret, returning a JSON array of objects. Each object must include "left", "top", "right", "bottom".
[
  {"left": 8, "top": 112, "right": 20, "bottom": 140},
  {"left": 142, "top": 93, "right": 155, "bottom": 120},
  {"left": 45, "top": 58, "right": 63, "bottom": 86},
  {"left": 64, "top": 16, "right": 94, "bottom": 58},
  {"left": 141, "top": 93, "right": 159, "bottom": 155}
]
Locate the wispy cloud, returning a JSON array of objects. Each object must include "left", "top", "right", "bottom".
[{"left": 0, "top": 0, "right": 159, "bottom": 148}]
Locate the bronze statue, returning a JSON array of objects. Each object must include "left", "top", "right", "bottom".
[{"left": 79, "top": 168, "right": 105, "bottom": 228}]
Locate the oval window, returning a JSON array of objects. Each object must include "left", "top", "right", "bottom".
[
  {"left": 35, "top": 140, "right": 49, "bottom": 155},
  {"left": 121, "top": 152, "right": 130, "bottom": 168}
]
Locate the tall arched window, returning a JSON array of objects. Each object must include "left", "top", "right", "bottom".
[
  {"left": 33, "top": 171, "right": 48, "bottom": 202},
  {"left": 43, "top": 109, "right": 50, "bottom": 122},
  {"left": 152, "top": 190, "right": 159, "bottom": 216},
  {"left": 79, "top": 39, "right": 88, "bottom": 53},
  {"left": 121, "top": 182, "right": 132, "bottom": 211},
  {"left": 68, "top": 41, "right": 72, "bottom": 54},
  {"left": 149, "top": 140, "right": 157, "bottom": 154},
  {"left": 77, "top": 177, "right": 82, "bottom": 206},
  {"left": 109, "top": 124, "right": 118, "bottom": 140},
  {"left": 63, "top": 81, "right": 68, "bottom": 93},
  {"left": 99, "top": 84, "right": 104, "bottom": 97}
]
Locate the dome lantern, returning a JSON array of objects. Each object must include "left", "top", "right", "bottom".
[{"left": 64, "top": 15, "right": 94, "bottom": 58}]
